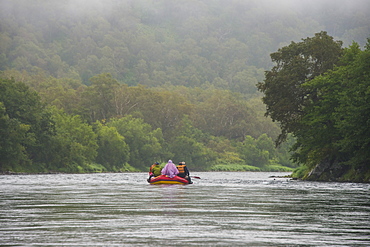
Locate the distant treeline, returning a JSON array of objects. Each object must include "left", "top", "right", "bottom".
[{"left": 0, "top": 73, "right": 294, "bottom": 173}]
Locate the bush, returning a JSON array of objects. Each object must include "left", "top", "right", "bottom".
[
  {"left": 85, "top": 163, "right": 107, "bottom": 173},
  {"left": 210, "top": 164, "right": 261, "bottom": 171},
  {"left": 121, "top": 163, "right": 141, "bottom": 172},
  {"left": 291, "top": 165, "right": 310, "bottom": 178},
  {"left": 264, "top": 165, "right": 294, "bottom": 172}
]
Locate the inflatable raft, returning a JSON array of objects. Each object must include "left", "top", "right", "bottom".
[{"left": 148, "top": 175, "right": 190, "bottom": 185}]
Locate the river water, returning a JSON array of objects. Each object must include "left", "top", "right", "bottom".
[{"left": 0, "top": 172, "right": 369, "bottom": 246}]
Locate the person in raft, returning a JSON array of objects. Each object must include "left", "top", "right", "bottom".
[
  {"left": 147, "top": 162, "right": 162, "bottom": 182},
  {"left": 177, "top": 161, "right": 192, "bottom": 184},
  {"left": 161, "top": 160, "right": 179, "bottom": 178}
]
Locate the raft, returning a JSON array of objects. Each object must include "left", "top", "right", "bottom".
[{"left": 148, "top": 175, "right": 190, "bottom": 185}]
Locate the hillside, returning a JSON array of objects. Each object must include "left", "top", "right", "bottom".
[
  {"left": 0, "top": 0, "right": 369, "bottom": 90},
  {"left": 0, "top": 0, "right": 369, "bottom": 177}
]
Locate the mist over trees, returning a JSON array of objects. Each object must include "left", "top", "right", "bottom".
[
  {"left": 0, "top": 0, "right": 369, "bottom": 177},
  {"left": 0, "top": 0, "right": 368, "bottom": 87}
]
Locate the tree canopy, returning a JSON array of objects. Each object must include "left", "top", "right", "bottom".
[
  {"left": 291, "top": 41, "right": 370, "bottom": 181},
  {"left": 0, "top": 78, "right": 55, "bottom": 172},
  {"left": 257, "top": 31, "right": 343, "bottom": 144},
  {"left": 259, "top": 34, "right": 370, "bottom": 182}
]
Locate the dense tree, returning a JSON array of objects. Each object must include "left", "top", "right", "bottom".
[
  {"left": 80, "top": 73, "right": 119, "bottom": 122},
  {"left": 291, "top": 41, "right": 370, "bottom": 181},
  {"left": 235, "top": 133, "right": 295, "bottom": 171},
  {"left": 0, "top": 101, "right": 30, "bottom": 170},
  {"left": 140, "top": 90, "right": 193, "bottom": 138},
  {"left": 169, "top": 116, "right": 217, "bottom": 170},
  {"left": 94, "top": 121, "right": 130, "bottom": 171},
  {"left": 192, "top": 89, "right": 257, "bottom": 140},
  {"left": 108, "top": 116, "right": 164, "bottom": 170},
  {"left": 170, "top": 135, "right": 214, "bottom": 171},
  {"left": 237, "top": 135, "right": 269, "bottom": 167},
  {"left": 50, "top": 109, "right": 98, "bottom": 172},
  {"left": 0, "top": 77, "right": 56, "bottom": 172},
  {"left": 111, "top": 84, "right": 150, "bottom": 117},
  {"left": 257, "top": 32, "right": 343, "bottom": 144}
]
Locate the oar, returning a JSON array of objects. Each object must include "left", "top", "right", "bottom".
[{"left": 191, "top": 176, "right": 201, "bottom": 179}]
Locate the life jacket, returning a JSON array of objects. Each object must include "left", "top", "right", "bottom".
[
  {"left": 150, "top": 164, "right": 162, "bottom": 176},
  {"left": 177, "top": 164, "right": 186, "bottom": 174}
]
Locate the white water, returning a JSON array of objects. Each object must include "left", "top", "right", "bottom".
[{"left": 1, "top": 172, "right": 369, "bottom": 246}]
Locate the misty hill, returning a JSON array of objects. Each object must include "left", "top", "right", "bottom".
[
  {"left": 1, "top": 0, "right": 369, "bottom": 175},
  {"left": 0, "top": 0, "right": 369, "bottom": 94}
]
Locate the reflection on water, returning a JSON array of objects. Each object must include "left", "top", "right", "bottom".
[{"left": 0, "top": 172, "right": 369, "bottom": 246}]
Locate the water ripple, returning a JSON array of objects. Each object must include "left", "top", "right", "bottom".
[{"left": 1, "top": 172, "right": 369, "bottom": 246}]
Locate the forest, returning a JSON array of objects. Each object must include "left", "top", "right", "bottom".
[{"left": 0, "top": 0, "right": 369, "bottom": 180}]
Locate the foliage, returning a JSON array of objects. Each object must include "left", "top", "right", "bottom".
[
  {"left": 0, "top": 0, "right": 368, "bottom": 90},
  {"left": 291, "top": 165, "right": 310, "bottom": 179},
  {"left": 108, "top": 116, "right": 164, "bottom": 171},
  {"left": 231, "top": 133, "right": 296, "bottom": 170},
  {"left": 259, "top": 32, "right": 370, "bottom": 181},
  {"left": 0, "top": 73, "right": 296, "bottom": 173},
  {"left": 83, "top": 163, "right": 107, "bottom": 173},
  {"left": 94, "top": 121, "right": 130, "bottom": 171},
  {"left": 257, "top": 31, "right": 343, "bottom": 144},
  {"left": 81, "top": 73, "right": 119, "bottom": 122},
  {"left": 192, "top": 90, "right": 258, "bottom": 140},
  {"left": 170, "top": 135, "right": 215, "bottom": 171},
  {"left": 0, "top": 78, "right": 55, "bottom": 172},
  {"left": 4, "top": 1, "right": 368, "bottom": 176},
  {"left": 263, "top": 164, "right": 294, "bottom": 172},
  {"left": 210, "top": 164, "right": 261, "bottom": 172},
  {"left": 121, "top": 163, "right": 141, "bottom": 172},
  {"left": 0, "top": 101, "right": 30, "bottom": 171},
  {"left": 49, "top": 108, "right": 98, "bottom": 173},
  {"left": 291, "top": 41, "right": 370, "bottom": 180}
]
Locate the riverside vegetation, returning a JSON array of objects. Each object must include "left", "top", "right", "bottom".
[{"left": 0, "top": 0, "right": 369, "bottom": 182}]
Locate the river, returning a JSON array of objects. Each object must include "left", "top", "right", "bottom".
[{"left": 0, "top": 172, "right": 369, "bottom": 246}]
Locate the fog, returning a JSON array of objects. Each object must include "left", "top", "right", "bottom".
[
  {"left": 2, "top": 0, "right": 369, "bottom": 19},
  {"left": 0, "top": 0, "right": 369, "bottom": 46}
]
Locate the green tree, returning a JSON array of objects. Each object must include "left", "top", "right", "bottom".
[
  {"left": 94, "top": 121, "right": 130, "bottom": 171},
  {"left": 169, "top": 116, "right": 216, "bottom": 171},
  {"left": 140, "top": 90, "right": 193, "bottom": 138},
  {"left": 257, "top": 31, "right": 343, "bottom": 144},
  {"left": 50, "top": 109, "right": 98, "bottom": 172},
  {"left": 112, "top": 84, "right": 152, "bottom": 118},
  {"left": 80, "top": 73, "right": 119, "bottom": 122},
  {"left": 292, "top": 41, "right": 370, "bottom": 180},
  {"left": 170, "top": 135, "right": 214, "bottom": 171},
  {"left": 108, "top": 116, "right": 163, "bottom": 171},
  {"left": 192, "top": 89, "right": 257, "bottom": 140},
  {"left": 256, "top": 134, "right": 275, "bottom": 160},
  {"left": 237, "top": 135, "right": 269, "bottom": 167},
  {"left": 0, "top": 102, "right": 30, "bottom": 171},
  {"left": 334, "top": 41, "right": 370, "bottom": 169},
  {"left": 0, "top": 77, "right": 55, "bottom": 172}
]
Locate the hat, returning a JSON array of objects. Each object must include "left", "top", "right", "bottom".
[{"left": 155, "top": 162, "right": 159, "bottom": 165}]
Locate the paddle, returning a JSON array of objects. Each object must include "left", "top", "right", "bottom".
[{"left": 191, "top": 176, "right": 201, "bottom": 179}]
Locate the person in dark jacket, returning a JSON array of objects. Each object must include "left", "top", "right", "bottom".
[{"left": 177, "top": 161, "right": 192, "bottom": 184}]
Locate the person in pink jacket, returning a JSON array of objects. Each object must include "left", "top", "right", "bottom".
[{"left": 161, "top": 160, "right": 179, "bottom": 178}]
